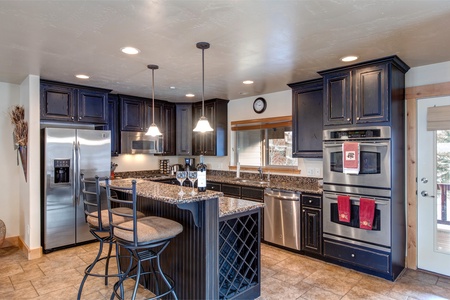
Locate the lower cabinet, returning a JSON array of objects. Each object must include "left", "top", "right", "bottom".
[
  {"left": 323, "top": 239, "right": 390, "bottom": 275},
  {"left": 301, "top": 194, "right": 322, "bottom": 256}
]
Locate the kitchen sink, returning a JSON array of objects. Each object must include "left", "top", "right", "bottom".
[{"left": 232, "top": 178, "right": 270, "bottom": 186}]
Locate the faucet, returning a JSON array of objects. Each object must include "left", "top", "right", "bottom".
[{"left": 258, "top": 166, "right": 263, "bottom": 180}]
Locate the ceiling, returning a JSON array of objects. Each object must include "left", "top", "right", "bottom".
[{"left": 2, "top": 0, "right": 450, "bottom": 103}]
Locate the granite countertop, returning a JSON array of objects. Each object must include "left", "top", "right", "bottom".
[
  {"left": 207, "top": 175, "right": 322, "bottom": 194},
  {"left": 219, "top": 197, "right": 264, "bottom": 218},
  {"left": 108, "top": 178, "right": 223, "bottom": 205}
]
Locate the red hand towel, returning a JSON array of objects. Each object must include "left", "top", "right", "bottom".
[
  {"left": 343, "top": 142, "right": 360, "bottom": 174},
  {"left": 359, "top": 198, "right": 376, "bottom": 230},
  {"left": 337, "top": 195, "right": 351, "bottom": 223}
]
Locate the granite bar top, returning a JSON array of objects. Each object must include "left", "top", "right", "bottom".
[
  {"left": 219, "top": 197, "right": 264, "bottom": 218},
  {"left": 108, "top": 178, "right": 223, "bottom": 205}
]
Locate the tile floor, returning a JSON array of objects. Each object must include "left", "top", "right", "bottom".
[{"left": 0, "top": 242, "right": 450, "bottom": 299}]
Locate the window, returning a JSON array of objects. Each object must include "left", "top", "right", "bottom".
[{"left": 232, "top": 116, "right": 298, "bottom": 168}]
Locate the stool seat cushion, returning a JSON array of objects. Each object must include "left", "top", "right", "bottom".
[
  {"left": 114, "top": 216, "right": 183, "bottom": 243},
  {"left": 87, "top": 207, "right": 145, "bottom": 228}
]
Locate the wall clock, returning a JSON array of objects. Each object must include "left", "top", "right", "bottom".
[{"left": 253, "top": 97, "right": 267, "bottom": 114}]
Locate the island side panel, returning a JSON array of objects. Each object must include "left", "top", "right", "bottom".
[{"left": 136, "top": 195, "right": 219, "bottom": 300}]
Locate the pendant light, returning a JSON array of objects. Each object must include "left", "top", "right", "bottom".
[
  {"left": 145, "top": 64, "right": 162, "bottom": 136},
  {"left": 193, "top": 42, "right": 214, "bottom": 132}
]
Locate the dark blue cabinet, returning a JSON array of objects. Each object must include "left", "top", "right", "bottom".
[
  {"left": 193, "top": 99, "right": 228, "bottom": 156},
  {"left": 40, "top": 80, "right": 109, "bottom": 124}
]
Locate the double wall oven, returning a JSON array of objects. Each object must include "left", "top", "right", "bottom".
[{"left": 322, "top": 126, "right": 400, "bottom": 278}]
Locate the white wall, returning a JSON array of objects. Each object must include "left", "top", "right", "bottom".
[
  {"left": 406, "top": 61, "right": 450, "bottom": 87},
  {"left": 20, "top": 75, "right": 41, "bottom": 249},
  {"left": 405, "top": 66, "right": 450, "bottom": 150},
  {"left": 0, "top": 82, "right": 21, "bottom": 238}
]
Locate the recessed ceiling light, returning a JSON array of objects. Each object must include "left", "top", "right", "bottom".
[
  {"left": 121, "top": 47, "right": 140, "bottom": 55},
  {"left": 243, "top": 80, "right": 254, "bottom": 85},
  {"left": 341, "top": 55, "right": 358, "bottom": 62},
  {"left": 186, "top": 93, "right": 195, "bottom": 97},
  {"left": 75, "top": 74, "right": 90, "bottom": 79}
]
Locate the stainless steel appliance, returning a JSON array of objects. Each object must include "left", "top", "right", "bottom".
[
  {"left": 184, "top": 158, "right": 196, "bottom": 171},
  {"left": 323, "top": 185, "right": 391, "bottom": 247},
  {"left": 323, "top": 126, "right": 391, "bottom": 188},
  {"left": 264, "top": 188, "right": 301, "bottom": 251},
  {"left": 120, "top": 131, "right": 163, "bottom": 154},
  {"left": 41, "top": 128, "right": 111, "bottom": 252}
]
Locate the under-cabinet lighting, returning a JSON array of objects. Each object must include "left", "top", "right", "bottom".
[
  {"left": 75, "top": 74, "right": 90, "bottom": 79},
  {"left": 186, "top": 93, "right": 195, "bottom": 97},
  {"left": 243, "top": 80, "right": 254, "bottom": 85}
]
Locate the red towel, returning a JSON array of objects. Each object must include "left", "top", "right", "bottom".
[
  {"left": 337, "top": 195, "right": 351, "bottom": 223},
  {"left": 359, "top": 198, "right": 376, "bottom": 230},
  {"left": 343, "top": 142, "right": 360, "bottom": 174}
]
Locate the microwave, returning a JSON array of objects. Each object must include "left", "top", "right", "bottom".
[{"left": 120, "top": 131, "right": 163, "bottom": 154}]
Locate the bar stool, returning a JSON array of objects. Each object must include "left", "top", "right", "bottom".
[
  {"left": 77, "top": 175, "right": 145, "bottom": 300},
  {"left": 105, "top": 179, "right": 183, "bottom": 300}
]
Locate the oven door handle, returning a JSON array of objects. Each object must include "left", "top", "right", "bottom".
[
  {"left": 358, "top": 142, "right": 389, "bottom": 147},
  {"left": 324, "top": 194, "right": 388, "bottom": 204},
  {"left": 323, "top": 142, "right": 388, "bottom": 148}
]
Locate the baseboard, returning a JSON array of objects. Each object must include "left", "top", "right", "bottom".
[
  {"left": 1, "top": 236, "right": 19, "bottom": 248},
  {"left": 18, "top": 236, "right": 42, "bottom": 260}
]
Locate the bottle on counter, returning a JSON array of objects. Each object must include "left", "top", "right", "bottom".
[{"left": 197, "top": 155, "right": 207, "bottom": 192}]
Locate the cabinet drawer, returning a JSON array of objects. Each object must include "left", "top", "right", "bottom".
[
  {"left": 206, "top": 182, "right": 221, "bottom": 191},
  {"left": 301, "top": 195, "right": 322, "bottom": 208},
  {"left": 241, "top": 187, "right": 264, "bottom": 201},
  {"left": 323, "top": 239, "right": 390, "bottom": 273},
  {"left": 221, "top": 184, "right": 241, "bottom": 196}
]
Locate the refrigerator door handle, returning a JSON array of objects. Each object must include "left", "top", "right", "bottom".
[
  {"left": 75, "top": 141, "right": 81, "bottom": 204},
  {"left": 72, "top": 141, "right": 77, "bottom": 205}
]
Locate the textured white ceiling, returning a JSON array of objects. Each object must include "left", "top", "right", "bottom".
[{"left": 1, "top": 0, "right": 450, "bottom": 102}]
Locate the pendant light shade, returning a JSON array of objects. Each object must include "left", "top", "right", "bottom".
[
  {"left": 145, "top": 64, "right": 162, "bottom": 136},
  {"left": 193, "top": 42, "right": 214, "bottom": 133}
]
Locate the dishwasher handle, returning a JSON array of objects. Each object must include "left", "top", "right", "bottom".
[{"left": 264, "top": 192, "right": 300, "bottom": 201}]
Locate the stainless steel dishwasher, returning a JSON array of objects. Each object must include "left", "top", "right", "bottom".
[{"left": 264, "top": 188, "right": 301, "bottom": 251}]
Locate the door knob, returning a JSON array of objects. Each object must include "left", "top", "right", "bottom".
[{"left": 421, "top": 190, "right": 435, "bottom": 197}]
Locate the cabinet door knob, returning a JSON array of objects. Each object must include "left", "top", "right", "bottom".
[
  {"left": 351, "top": 253, "right": 355, "bottom": 258},
  {"left": 302, "top": 209, "right": 305, "bottom": 212},
  {"left": 79, "top": 117, "right": 82, "bottom": 120},
  {"left": 346, "top": 118, "right": 351, "bottom": 121},
  {"left": 71, "top": 116, "right": 74, "bottom": 120},
  {"left": 357, "top": 117, "right": 360, "bottom": 120},
  {"left": 309, "top": 200, "right": 312, "bottom": 203}
]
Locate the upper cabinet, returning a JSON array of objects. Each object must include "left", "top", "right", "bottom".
[
  {"left": 119, "top": 95, "right": 147, "bottom": 131},
  {"left": 176, "top": 104, "right": 193, "bottom": 156},
  {"left": 40, "top": 80, "right": 110, "bottom": 124},
  {"left": 193, "top": 99, "right": 229, "bottom": 156},
  {"left": 107, "top": 95, "right": 120, "bottom": 156},
  {"left": 150, "top": 101, "right": 176, "bottom": 156},
  {"left": 288, "top": 78, "right": 323, "bottom": 158},
  {"left": 119, "top": 94, "right": 176, "bottom": 155},
  {"left": 319, "top": 56, "right": 410, "bottom": 127}
]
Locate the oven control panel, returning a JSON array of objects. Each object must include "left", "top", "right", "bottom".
[{"left": 323, "top": 126, "right": 391, "bottom": 140}]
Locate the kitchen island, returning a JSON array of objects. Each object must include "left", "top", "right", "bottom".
[{"left": 109, "top": 179, "right": 263, "bottom": 300}]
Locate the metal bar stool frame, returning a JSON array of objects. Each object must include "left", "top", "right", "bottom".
[
  {"left": 106, "top": 179, "right": 180, "bottom": 300},
  {"left": 77, "top": 174, "right": 122, "bottom": 300}
]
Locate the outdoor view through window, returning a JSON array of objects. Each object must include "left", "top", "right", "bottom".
[{"left": 236, "top": 126, "right": 297, "bottom": 167}]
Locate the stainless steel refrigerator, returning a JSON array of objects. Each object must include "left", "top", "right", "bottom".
[{"left": 41, "top": 127, "right": 111, "bottom": 253}]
